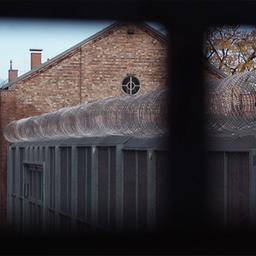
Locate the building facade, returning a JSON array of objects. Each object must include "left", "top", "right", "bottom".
[
  {"left": 0, "top": 21, "right": 224, "bottom": 226},
  {"left": 0, "top": 22, "right": 169, "bottom": 224}
]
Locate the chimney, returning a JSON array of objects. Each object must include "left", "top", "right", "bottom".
[
  {"left": 8, "top": 60, "right": 18, "bottom": 82},
  {"left": 30, "top": 49, "right": 42, "bottom": 69}
]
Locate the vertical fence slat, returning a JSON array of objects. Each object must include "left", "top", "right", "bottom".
[
  {"left": 107, "top": 147, "right": 111, "bottom": 226},
  {"left": 71, "top": 146, "right": 78, "bottom": 231},
  {"left": 147, "top": 150, "right": 156, "bottom": 230},
  {"left": 116, "top": 144, "right": 124, "bottom": 230},
  {"left": 15, "top": 148, "right": 20, "bottom": 229},
  {"left": 249, "top": 150, "right": 256, "bottom": 225},
  {"left": 135, "top": 151, "right": 138, "bottom": 229},
  {"left": 44, "top": 146, "right": 50, "bottom": 231},
  {"left": 224, "top": 152, "right": 228, "bottom": 228},
  {"left": 55, "top": 146, "right": 61, "bottom": 230},
  {"left": 7, "top": 146, "right": 13, "bottom": 227},
  {"left": 91, "top": 146, "right": 98, "bottom": 228}
]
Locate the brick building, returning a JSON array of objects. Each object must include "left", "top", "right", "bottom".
[
  {"left": 0, "top": 21, "right": 224, "bottom": 225},
  {"left": 0, "top": 22, "right": 169, "bottom": 224}
]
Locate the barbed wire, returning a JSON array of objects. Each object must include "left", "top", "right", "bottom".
[
  {"left": 207, "top": 71, "right": 256, "bottom": 137},
  {"left": 6, "top": 70, "right": 256, "bottom": 142},
  {"left": 4, "top": 88, "right": 168, "bottom": 143}
]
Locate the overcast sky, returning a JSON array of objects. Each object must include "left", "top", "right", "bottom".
[{"left": 0, "top": 18, "right": 164, "bottom": 83}]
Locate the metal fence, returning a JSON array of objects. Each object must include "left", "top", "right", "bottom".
[
  {"left": 7, "top": 135, "right": 168, "bottom": 233},
  {"left": 208, "top": 135, "right": 256, "bottom": 228}
]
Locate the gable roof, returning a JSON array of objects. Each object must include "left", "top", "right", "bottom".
[
  {"left": 1, "top": 21, "right": 224, "bottom": 90},
  {"left": 2, "top": 21, "right": 166, "bottom": 90}
]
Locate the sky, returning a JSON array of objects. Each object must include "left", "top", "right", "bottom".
[{"left": 0, "top": 18, "right": 164, "bottom": 84}]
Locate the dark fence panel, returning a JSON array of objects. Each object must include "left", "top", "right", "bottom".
[
  {"left": 208, "top": 149, "right": 253, "bottom": 229},
  {"left": 7, "top": 136, "right": 167, "bottom": 233},
  {"left": 227, "top": 152, "right": 250, "bottom": 227}
]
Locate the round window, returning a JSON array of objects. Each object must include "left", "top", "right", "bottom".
[{"left": 122, "top": 75, "right": 140, "bottom": 95}]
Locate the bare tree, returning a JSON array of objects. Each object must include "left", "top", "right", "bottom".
[{"left": 205, "top": 26, "right": 256, "bottom": 75}]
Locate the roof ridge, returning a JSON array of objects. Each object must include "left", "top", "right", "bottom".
[{"left": 2, "top": 21, "right": 167, "bottom": 89}]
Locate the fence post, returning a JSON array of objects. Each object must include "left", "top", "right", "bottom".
[
  {"left": 22, "top": 147, "right": 29, "bottom": 230},
  {"left": 147, "top": 150, "right": 156, "bottom": 230},
  {"left": 224, "top": 152, "right": 228, "bottom": 228},
  {"left": 55, "top": 146, "right": 61, "bottom": 230},
  {"left": 91, "top": 145, "right": 98, "bottom": 228},
  {"left": 15, "top": 147, "right": 20, "bottom": 230},
  {"left": 71, "top": 145, "right": 78, "bottom": 231},
  {"left": 249, "top": 150, "right": 256, "bottom": 226},
  {"left": 43, "top": 146, "right": 50, "bottom": 232},
  {"left": 7, "top": 146, "right": 13, "bottom": 228},
  {"left": 116, "top": 144, "right": 124, "bottom": 230}
]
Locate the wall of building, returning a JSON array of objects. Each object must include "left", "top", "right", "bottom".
[
  {"left": 80, "top": 23, "right": 168, "bottom": 101},
  {"left": 11, "top": 23, "right": 168, "bottom": 121},
  {"left": 13, "top": 52, "right": 82, "bottom": 120},
  {"left": 0, "top": 91, "right": 16, "bottom": 225},
  {"left": 0, "top": 23, "right": 169, "bottom": 226}
]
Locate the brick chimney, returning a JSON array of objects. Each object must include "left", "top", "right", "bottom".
[
  {"left": 8, "top": 60, "right": 18, "bottom": 82},
  {"left": 30, "top": 49, "right": 42, "bottom": 69}
]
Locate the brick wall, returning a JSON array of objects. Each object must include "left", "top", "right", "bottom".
[
  {"left": 0, "top": 22, "right": 168, "bottom": 226},
  {"left": 80, "top": 23, "right": 168, "bottom": 101},
  {"left": 13, "top": 51, "right": 82, "bottom": 120},
  {"left": 10, "top": 23, "right": 168, "bottom": 121},
  {"left": 0, "top": 23, "right": 224, "bottom": 228},
  {"left": 0, "top": 91, "right": 16, "bottom": 225}
]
